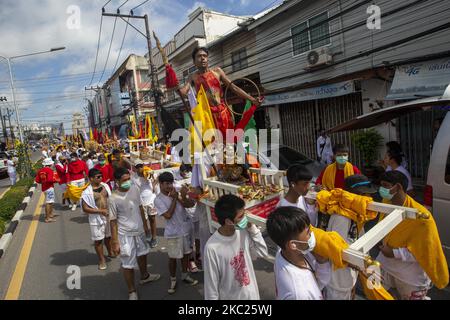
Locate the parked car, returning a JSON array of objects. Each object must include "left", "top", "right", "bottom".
[
  {"left": 327, "top": 84, "right": 450, "bottom": 264},
  {"left": 0, "top": 151, "right": 8, "bottom": 177}
]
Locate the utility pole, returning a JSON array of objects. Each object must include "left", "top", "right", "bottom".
[
  {"left": 6, "top": 108, "right": 15, "bottom": 140},
  {"left": 102, "top": 9, "right": 164, "bottom": 136},
  {"left": 0, "top": 108, "right": 6, "bottom": 143}
]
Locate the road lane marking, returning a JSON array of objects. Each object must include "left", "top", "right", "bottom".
[{"left": 4, "top": 192, "right": 45, "bottom": 300}]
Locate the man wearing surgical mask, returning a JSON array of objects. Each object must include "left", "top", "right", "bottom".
[
  {"left": 203, "top": 194, "right": 268, "bottom": 300},
  {"left": 376, "top": 171, "right": 434, "bottom": 300},
  {"left": 109, "top": 167, "right": 161, "bottom": 300},
  {"left": 94, "top": 154, "right": 114, "bottom": 190},
  {"left": 267, "top": 206, "right": 331, "bottom": 300},
  {"left": 316, "top": 144, "right": 361, "bottom": 190}
]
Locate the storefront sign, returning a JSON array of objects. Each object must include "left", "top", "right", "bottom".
[
  {"left": 262, "top": 80, "right": 355, "bottom": 106},
  {"left": 386, "top": 58, "right": 450, "bottom": 100}
]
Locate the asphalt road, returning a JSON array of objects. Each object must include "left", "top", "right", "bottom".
[
  {"left": 0, "top": 182, "right": 275, "bottom": 300},
  {"left": 0, "top": 150, "right": 449, "bottom": 300}
]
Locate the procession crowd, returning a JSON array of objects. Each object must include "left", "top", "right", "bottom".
[{"left": 32, "top": 138, "right": 448, "bottom": 301}]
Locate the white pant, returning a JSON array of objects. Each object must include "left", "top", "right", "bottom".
[
  {"left": 119, "top": 233, "right": 150, "bottom": 269},
  {"left": 166, "top": 235, "right": 192, "bottom": 259},
  {"left": 45, "top": 188, "right": 55, "bottom": 204},
  {"left": 8, "top": 171, "right": 16, "bottom": 185},
  {"left": 90, "top": 222, "right": 111, "bottom": 241},
  {"left": 382, "top": 270, "right": 431, "bottom": 300}
]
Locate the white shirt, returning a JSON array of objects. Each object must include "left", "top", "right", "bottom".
[
  {"left": 108, "top": 185, "right": 144, "bottom": 236},
  {"left": 7, "top": 160, "right": 16, "bottom": 173},
  {"left": 154, "top": 192, "right": 192, "bottom": 238},
  {"left": 86, "top": 159, "right": 94, "bottom": 170},
  {"left": 276, "top": 196, "right": 318, "bottom": 227},
  {"left": 133, "top": 175, "right": 159, "bottom": 207},
  {"left": 275, "top": 250, "right": 331, "bottom": 300},
  {"left": 376, "top": 250, "right": 431, "bottom": 287},
  {"left": 386, "top": 165, "right": 413, "bottom": 191},
  {"left": 326, "top": 215, "right": 359, "bottom": 293},
  {"left": 204, "top": 225, "right": 268, "bottom": 300},
  {"left": 42, "top": 150, "right": 48, "bottom": 158},
  {"left": 56, "top": 152, "right": 62, "bottom": 162}
]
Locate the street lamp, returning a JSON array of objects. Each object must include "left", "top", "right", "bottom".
[{"left": 0, "top": 47, "right": 66, "bottom": 143}]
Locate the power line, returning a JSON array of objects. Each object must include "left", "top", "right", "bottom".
[
  {"left": 111, "top": 17, "right": 130, "bottom": 76},
  {"left": 262, "top": 21, "right": 450, "bottom": 86},
  {"left": 131, "top": 0, "right": 151, "bottom": 12},
  {"left": 98, "top": 16, "right": 118, "bottom": 85},
  {"left": 118, "top": 0, "right": 130, "bottom": 10},
  {"left": 88, "top": 13, "right": 104, "bottom": 86}
]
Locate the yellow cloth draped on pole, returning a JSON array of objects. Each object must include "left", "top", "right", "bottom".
[
  {"left": 190, "top": 84, "right": 216, "bottom": 153},
  {"left": 380, "top": 196, "right": 449, "bottom": 289},
  {"left": 359, "top": 273, "right": 395, "bottom": 300},
  {"left": 316, "top": 189, "right": 378, "bottom": 232},
  {"left": 145, "top": 114, "right": 157, "bottom": 143},
  {"left": 151, "top": 116, "right": 159, "bottom": 139},
  {"left": 321, "top": 162, "right": 354, "bottom": 190},
  {"left": 65, "top": 183, "right": 90, "bottom": 203},
  {"left": 89, "top": 129, "right": 94, "bottom": 141},
  {"left": 311, "top": 226, "right": 349, "bottom": 269}
]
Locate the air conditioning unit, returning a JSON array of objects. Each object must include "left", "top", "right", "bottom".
[{"left": 305, "top": 48, "right": 333, "bottom": 69}]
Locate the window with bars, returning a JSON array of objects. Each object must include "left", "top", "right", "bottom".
[
  {"left": 232, "top": 48, "right": 248, "bottom": 72},
  {"left": 292, "top": 12, "right": 330, "bottom": 56}
]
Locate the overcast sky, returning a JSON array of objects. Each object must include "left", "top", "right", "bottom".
[{"left": 0, "top": 0, "right": 281, "bottom": 133}]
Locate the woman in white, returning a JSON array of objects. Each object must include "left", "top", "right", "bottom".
[
  {"left": 7, "top": 155, "right": 17, "bottom": 186},
  {"left": 384, "top": 150, "right": 414, "bottom": 197}
]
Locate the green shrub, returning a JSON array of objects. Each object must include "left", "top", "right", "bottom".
[
  {"left": 352, "top": 129, "right": 384, "bottom": 168},
  {"left": 0, "top": 177, "right": 35, "bottom": 236}
]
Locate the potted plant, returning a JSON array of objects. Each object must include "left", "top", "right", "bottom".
[{"left": 352, "top": 129, "right": 384, "bottom": 177}]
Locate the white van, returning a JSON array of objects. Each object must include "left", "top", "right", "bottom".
[{"left": 328, "top": 84, "right": 450, "bottom": 263}]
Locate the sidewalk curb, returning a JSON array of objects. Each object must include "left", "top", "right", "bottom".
[{"left": 0, "top": 183, "right": 37, "bottom": 259}]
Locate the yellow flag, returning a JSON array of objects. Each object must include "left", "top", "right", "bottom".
[
  {"left": 146, "top": 114, "right": 154, "bottom": 142},
  {"left": 89, "top": 128, "right": 94, "bottom": 141},
  {"left": 190, "top": 84, "right": 216, "bottom": 152}
]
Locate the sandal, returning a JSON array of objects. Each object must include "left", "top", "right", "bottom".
[{"left": 189, "top": 261, "right": 199, "bottom": 273}]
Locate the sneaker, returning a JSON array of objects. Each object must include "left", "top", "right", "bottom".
[
  {"left": 149, "top": 238, "right": 158, "bottom": 248},
  {"left": 139, "top": 273, "right": 161, "bottom": 285},
  {"left": 182, "top": 275, "right": 198, "bottom": 286},
  {"left": 129, "top": 292, "right": 138, "bottom": 300},
  {"left": 71, "top": 204, "right": 77, "bottom": 211},
  {"left": 168, "top": 279, "right": 177, "bottom": 294}
]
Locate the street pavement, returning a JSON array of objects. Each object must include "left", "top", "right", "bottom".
[
  {"left": 0, "top": 180, "right": 275, "bottom": 300},
  {"left": 0, "top": 151, "right": 449, "bottom": 300}
]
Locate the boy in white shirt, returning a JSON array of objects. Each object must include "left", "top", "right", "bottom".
[
  {"left": 81, "top": 168, "right": 113, "bottom": 270},
  {"left": 133, "top": 160, "right": 159, "bottom": 248},
  {"left": 266, "top": 206, "right": 331, "bottom": 300},
  {"left": 109, "top": 167, "right": 161, "bottom": 300},
  {"left": 277, "top": 164, "right": 318, "bottom": 227},
  {"left": 203, "top": 194, "right": 268, "bottom": 300},
  {"left": 154, "top": 172, "right": 198, "bottom": 294},
  {"left": 325, "top": 174, "right": 377, "bottom": 300}
]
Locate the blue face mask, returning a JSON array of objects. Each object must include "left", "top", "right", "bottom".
[
  {"left": 120, "top": 180, "right": 132, "bottom": 191},
  {"left": 379, "top": 186, "right": 395, "bottom": 200},
  {"left": 235, "top": 215, "right": 249, "bottom": 230},
  {"left": 336, "top": 155, "right": 348, "bottom": 165}
]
